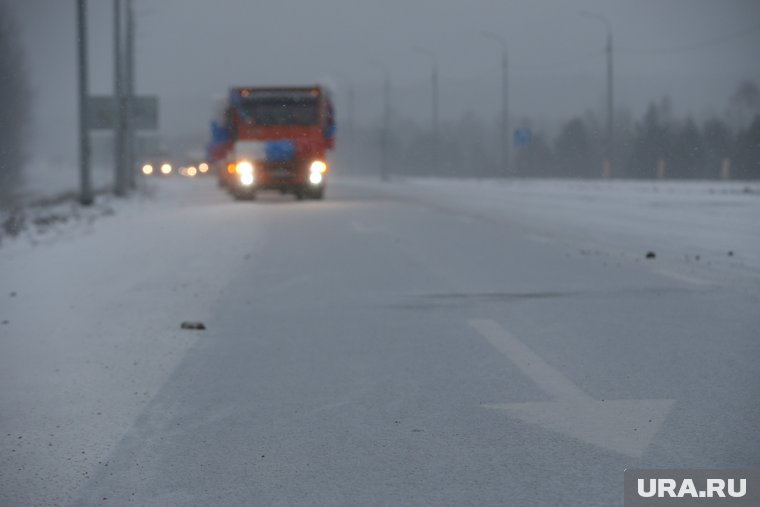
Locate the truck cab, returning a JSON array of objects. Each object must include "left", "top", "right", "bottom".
[{"left": 213, "top": 86, "right": 335, "bottom": 200}]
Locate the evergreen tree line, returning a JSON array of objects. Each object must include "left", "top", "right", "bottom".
[{"left": 342, "top": 82, "right": 760, "bottom": 180}]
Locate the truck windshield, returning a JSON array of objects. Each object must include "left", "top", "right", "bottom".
[{"left": 242, "top": 94, "right": 319, "bottom": 126}]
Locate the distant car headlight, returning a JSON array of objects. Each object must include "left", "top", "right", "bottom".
[
  {"left": 160, "top": 163, "right": 172, "bottom": 175},
  {"left": 187, "top": 166, "right": 197, "bottom": 177},
  {"left": 235, "top": 161, "right": 254, "bottom": 175},
  {"left": 142, "top": 164, "right": 153, "bottom": 175},
  {"left": 310, "top": 160, "right": 327, "bottom": 174},
  {"left": 198, "top": 162, "right": 209, "bottom": 173}
]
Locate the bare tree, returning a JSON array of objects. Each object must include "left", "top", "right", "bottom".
[{"left": 0, "top": 0, "right": 31, "bottom": 201}]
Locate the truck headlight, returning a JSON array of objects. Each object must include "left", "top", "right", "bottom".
[
  {"left": 309, "top": 172, "right": 323, "bottom": 185},
  {"left": 309, "top": 160, "right": 327, "bottom": 174},
  {"left": 240, "top": 173, "right": 255, "bottom": 186},
  {"left": 236, "top": 161, "right": 255, "bottom": 185},
  {"left": 236, "top": 161, "right": 254, "bottom": 175}
]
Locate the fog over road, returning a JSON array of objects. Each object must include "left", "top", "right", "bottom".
[{"left": 2, "top": 178, "right": 759, "bottom": 506}]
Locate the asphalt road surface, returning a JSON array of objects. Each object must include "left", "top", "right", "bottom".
[{"left": 2, "top": 178, "right": 759, "bottom": 506}]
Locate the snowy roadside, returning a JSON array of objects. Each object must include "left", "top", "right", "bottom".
[
  {"left": 0, "top": 178, "right": 264, "bottom": 506},
  {"left": 0, "top": 159, "right": 147, "bottom": 249},
  {"left": 1, "top": 190, "right": 134, "bottom": 250},
  {"left": 346, "top": 177, "right": 760, "bottom": 287}
]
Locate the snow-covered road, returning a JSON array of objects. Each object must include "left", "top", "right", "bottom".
[
  {"left": 1, "top": 176, "right": 758, "bottom": 506},
  {"left": 352, "top": 177, "right": 760, "bottom": 283}
]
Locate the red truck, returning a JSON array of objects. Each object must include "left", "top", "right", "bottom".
[{"left": 208, "top": 86, "right": 335, "bottom": 200}]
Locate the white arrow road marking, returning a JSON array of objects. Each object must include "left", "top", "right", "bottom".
[{"left": 469, "top": 319, "right": 674, "bottom": 457}]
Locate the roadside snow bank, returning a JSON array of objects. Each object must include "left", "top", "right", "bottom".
[{"left": 0, "top": 178, "right": 263, "bottom": 506}]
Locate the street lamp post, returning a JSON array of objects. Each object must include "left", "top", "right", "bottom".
[
  {"left": 113, "top": 0, "right": 127, "bottom": 195},
  {"left": 481, "top": 32, "right": 510, "bottom": 177},
  {"left": 125, "top": 0, "right": 135, "bottom": 188},
  {"left": 76, "top": 0, "right": 93, "bottom": 205},
  {"left": 328, "top": 71, "right": 356, "bottom": 175},
  {"left": 382, "top": 74, "right": 390, "bottom": 180},
  {"left": 581, "top": 10, "right": 614, "bottom": 178},
  {"left": 346, "top": 82, "right": 355, "bottom": 174},
  {"left": 413, "top": 46, "right": 439, "bottom": 175},
  {"left": 368, "top": 60, "right": 391, "bottom": 181}
]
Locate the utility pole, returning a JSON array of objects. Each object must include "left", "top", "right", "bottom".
[
  {"left": 382, "top": 72, "right": 391, "bottom": 181},
  {"left": 125, "top": 0, "right": 135, "bottom": 188},
  {"left": 76, "top": 0, "right": 93, "bottom": 205},
  {"left": 605, "top": 27, "right": 614, "bottom": 178},
  {"left": 414, "top": 47, "right": 439, "bottom": 175},
  {"left": 581, "top": 10, "right": 614, "bottom": 177},
  {"left": 347, "top": 83, "right": 355, "bottom": 173},
  {"left": 113, "top": 0, "right": 127, "bottom": 195},
  {"left": 481, "top": 32, "right": 510, "bottom": 176},
  {"left": 500, "top": 50, "right": 509, "bottom": 176},
  {"left": 368, "top": 59, "right": 391, "bottom": 181},
  {"left": 432, "top": 61, "right": 439, "bottom": 174}
]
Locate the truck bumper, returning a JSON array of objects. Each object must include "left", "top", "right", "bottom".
[{"left": 230, "top": 159, "right": 327, "bottom": 193}]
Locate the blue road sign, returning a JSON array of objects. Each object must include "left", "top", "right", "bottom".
[{"left": 513, "top": 128, "right": 532, "bottom": 147}]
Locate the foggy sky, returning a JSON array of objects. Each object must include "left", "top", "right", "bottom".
[{"left": 9, "top": 0, "right": 760, "bottom": 163}]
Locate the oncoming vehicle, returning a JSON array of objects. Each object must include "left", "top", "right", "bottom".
[
  {"left": 208, "top": 86, "right": 336, "bottom": 200},
  {"left": 139, "top": 154, "right": 174, "bottom": 177},
  {"left": 177, "top": 159, "right": 211, "bottom": 179}
]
